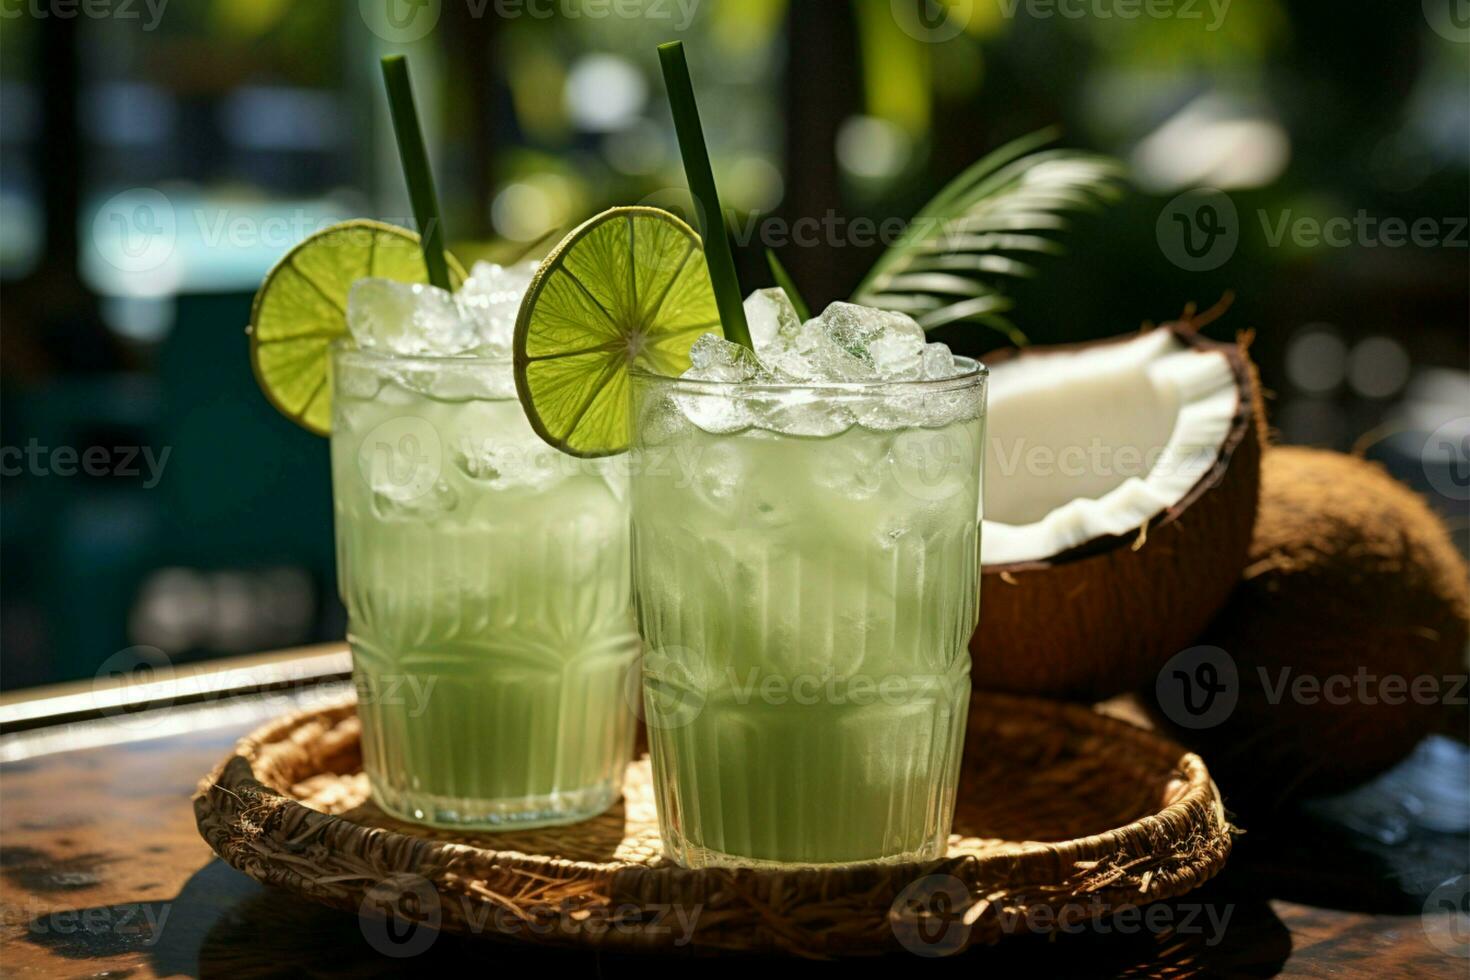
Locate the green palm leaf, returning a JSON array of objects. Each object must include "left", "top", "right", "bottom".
[{"left": 852, "top": 128, "right": 1125, "bottom": 343}]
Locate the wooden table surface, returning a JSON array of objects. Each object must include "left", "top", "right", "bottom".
[{"left": 1, "top": 646, "right": 1465, "bottom": 978}]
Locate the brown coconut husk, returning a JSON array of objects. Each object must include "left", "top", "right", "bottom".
[
  {"left": 972, "top": 299, "right": 1266, "bottom": 701},
  {"left": 1153, "top": 446, "right": 1470, "bottom": 809}
]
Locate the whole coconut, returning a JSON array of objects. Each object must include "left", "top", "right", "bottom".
[{"left": 1152, "top": 446, "right": 1469, "bottom": 809}]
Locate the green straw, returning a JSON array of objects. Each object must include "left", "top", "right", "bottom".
[
  {"left": 657, "top": 41, "right": 753, "bottom": 349},
  {"left": 380, "top": 55, "right": 451, "bottom": 291}
]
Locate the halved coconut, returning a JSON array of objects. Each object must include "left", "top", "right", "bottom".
[{"left": 972, "top": 308, "right": 1263, "bottom": 700}]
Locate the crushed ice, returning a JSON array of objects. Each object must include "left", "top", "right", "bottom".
[
  {"left": 346, "top": 260, "right": 537, "bottom": 359},
  {"left": 673, "top": 290, "right": 970, "bottom": 434}
]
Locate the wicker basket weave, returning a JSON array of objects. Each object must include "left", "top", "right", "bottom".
[{"left": 194, "top": 694, "right": 1232, "bottom": 957}]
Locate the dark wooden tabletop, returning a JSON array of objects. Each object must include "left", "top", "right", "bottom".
[{"left": 1, "top": 646, "right": 1465, "bottom": 978}]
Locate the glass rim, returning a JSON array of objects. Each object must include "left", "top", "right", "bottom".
[
  {"left": 628, "top": 355, "right": 987, "bottom": 396},
  {"left": 330, "top": 339, "right": 513, "bottom": 368}
]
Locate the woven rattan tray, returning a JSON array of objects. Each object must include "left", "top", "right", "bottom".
[{"left": 194, "top": 694, "right": 1232, "bottom": 957}]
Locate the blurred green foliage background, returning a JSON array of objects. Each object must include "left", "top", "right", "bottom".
[{"left": 1, "top": 0, "right": 1465, "bottom": 688}]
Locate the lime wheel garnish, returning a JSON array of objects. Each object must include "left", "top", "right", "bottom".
[
  {"left": 513, "top": 206, "right": 721, "bottom": 457},
  {"left": 248, "top": 219, "right": 466, "bottom": 434}
]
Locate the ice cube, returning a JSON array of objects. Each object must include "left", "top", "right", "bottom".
[
  {"left": 347, "top": 278, "right": 478, "bottom": 356},
  {"left": 687, "top": 440, "right": 747, "bottom": 511},
  {"left": 736, "top": 289, "right": 849, "bottom": 381},
  {"left": 889, "top": 426, "right": 975, "bottom": 503},
  {"left": 744, "top": 288, "right": 802, "bottom": 353},
  {"left": 686, "top": 333, "right": 766, "bottom": 382},
  {"left": 450, "top": 435, "right": 562, "bottom": 492},
  {"left": 815, "top": 302, "right": 925, "bottom": 380},
  {"left": 922, "top": 342, "right": 959, "bottom": 379},
  {"left": 750, "top": 387, "right": 857, "bottom": 437},
  {"left": 810, "top": 431, "right": 892, "bottom": 499},
  {"left": 676, "top": 335, "right": 764, "bottom": 432},
  {"left": 789, "top": 317, "right": 870, "bottom": 380},
  {"left": 754, "top": 302, "right": 928, "bottom": 382},
  {"left": 455, "top": 260, "right": 536, "bottom": 357},
  {"left": 746, "top": 314, "right": 864, "bottom": 382},
  {"left": 370, "top": 478, "right": 459, "bottom": 520},
  {"left": 869, "top": 331, "right": 924, "bottom": 379},
  {"left": 674, "top": 298, "right": 953, "bottom": 434}
]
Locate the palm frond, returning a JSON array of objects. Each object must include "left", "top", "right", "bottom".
[
  {"left": 765, "top": 248, "right": 811, "bottom": 320},
  {"left": 852, "top": 128, "right": 1125, "bottom": 342}
]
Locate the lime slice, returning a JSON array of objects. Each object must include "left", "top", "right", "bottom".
[
  {"left": 513, "top": 206, "right": 721, "bottom": 457},
  {"left": 248, "top": 219, "right": 466, "bottom": 435}
]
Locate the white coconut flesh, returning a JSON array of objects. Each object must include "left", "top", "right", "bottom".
[{"left": 981, "top": 329, "right": 1240, "bottom": 566}]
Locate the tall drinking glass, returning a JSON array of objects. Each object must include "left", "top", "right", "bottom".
[
  {"left": 330, "top": 346, "right": 638, "bottom": 828},
  {"left": 628, "top": 361, "right": 986, "bottom": 867}
]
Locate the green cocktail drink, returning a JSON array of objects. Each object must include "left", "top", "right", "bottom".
[
  {"left": 628, "top": 293, "right": 986, "bottom": 867},
  {"left": 327, "top": 267, "right": 638, "bottom": 829}
]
